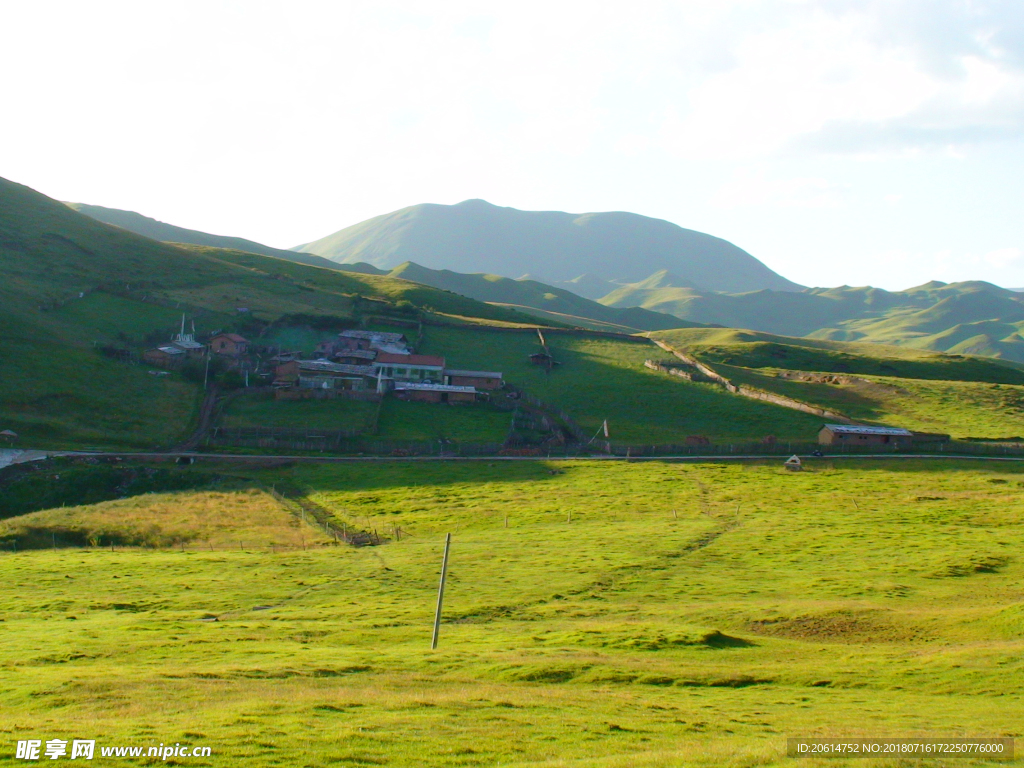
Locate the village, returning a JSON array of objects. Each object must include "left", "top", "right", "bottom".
[
  {"left": 144, "top": 326, "right": 504, "bottom": 405},
  {"left": 133, "top": 323, "right": 961, "bottom": 453}
]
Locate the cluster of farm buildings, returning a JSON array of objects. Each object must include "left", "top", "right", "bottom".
[
  {"left": 273, "top": 330, "right": 503, "bottom": 402},
  {"left": 140, "top": 329, "right": 953, "bottom": 442},
  {"left": 144, "top": 329, "right": 503, "bottom": 404}
]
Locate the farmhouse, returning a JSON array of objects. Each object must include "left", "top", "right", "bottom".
[
  {"left": 335, "top": 349, "right": 378, "bottom": 365},
  {"left": 373, "top": 353, "right": 445, "bottom": 383},
  {"left": 274, "top": 360, "right": 377, "bottom": 391},
  {"left": 210, "top": 333, "right": 248, "bottom": 357},
  {"left": 818, "top": 424, "right": 913, "bottom": 447},
  {"left": 394, "top": 382, "right": 477, "bottom": 403},
  {"left": 317, "top": 330, "right": 410, "bottom": 358},
  {"left": 169, "top": 337, "right": 205, "bottom": 358},
  {"left": 444, "top": 369, "right": 504, "bottom": 390},
  {"left": 143, "top": 345, "right": 186, "bottom": 368}
]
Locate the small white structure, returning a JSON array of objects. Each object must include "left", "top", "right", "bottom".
[{"left": 784, "top": 455, "right": 803, "bottom": 471}]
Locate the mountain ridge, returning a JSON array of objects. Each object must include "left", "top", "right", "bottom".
[
  {"left": 294, "top": 198, "right": 805, "bottom": 293},
  {"left": 66, "top": 203, "right": 345, "bottom": 272}
]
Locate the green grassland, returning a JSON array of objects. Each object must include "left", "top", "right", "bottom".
[
  {"left": 0, "top": 459, "right": 1021, "bottom": 766},
  {"left": 0, "top": 484, "right": 327, "bottom": 549},
  {"left": 651, "top": 328, "right": 1024, "bottom": 384},
  {"left": 615, "top": 281, "right": 1024, "bottom": 362},
  {"left": 717, "top": 364, "right": 1024, "bottom": 439},
  {"left": 418, "top": 326, "right": 824, "bottom": 443},
  {"left": 220, "top": 393, "right": 379, "bottom": 432},
  {"left": 376, "top": 399, "right": 511, "bottom": 442}
]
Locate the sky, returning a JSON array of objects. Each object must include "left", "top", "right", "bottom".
[{"left": 2, "top": 0, "right": 1023, "bottom": 290}]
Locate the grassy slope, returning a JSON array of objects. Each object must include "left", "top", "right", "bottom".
[
  {"left": 719, "top": 364, "right": 1024, "bottom": 439},
  {"left": 615, "top": 282, "right": 1024, "bottom": 362},
  {"left": 651, "top": 328, "right": 1024, "bottom": 438},
  {"left": 1, "top": 459, "right": 1021, "bottom": 766},
  {"left": 418, "top": 326, "right": 824, "bottom": 443},
  {"left": 652, "top": 327, "right": 1024, "bottom": 384},
  {"left": 220, "top": 392, "right": 379, "bottom": 431},
  {"left": 387, "top": 262, "right": 691, "bottom": 332},
  {"left": 67, "top": 202, "right": 345, "bottom": 270},
  {"left": 376, "top": 399, "right": 511, "bottom": 442},
  {"left": 0, "top": 177, "right": 547, "bottom": 448},
  {"left": 0, "top": 484, "right": 327, "bottom": 548}
]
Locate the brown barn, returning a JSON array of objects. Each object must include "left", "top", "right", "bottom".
[
  {"left": 393, "top": 382, "right": 476, "bottom": 403},
  {"left": 210, "top": 333, "right": 248, "bottom": 357},
  {"left": 444, "top": 369, "right": 504, "bottom": 390},
  {"left": 143, "top": 345, "right": 186, "bottom": 368},
  {"left": 818, "top": 424, "right": 913, "bottom": 447}
]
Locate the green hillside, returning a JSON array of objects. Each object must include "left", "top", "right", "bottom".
[
  {"left": 611, "top": 281, "right": 1024, "bottom": 361},
  {"left": 0, "top": 177, "right": 547, "bottom": 448},
  {"left": 294, "top": 198, "right": 804, "bottom": 292},
  {"left": 651, "top": 328, "right": 1024, "bottom": 384},
  {"left": 651, "top": 328, "right": 1024, "bottom": 438},
  {"left": 386, "top": 261, "right": 692, "bottom": 332},
  {"left": 414, "top": 326, "right": 823, "bottom": 443},
  {"left": 69, "top": 202, "right": 345, "bottom": 271}
]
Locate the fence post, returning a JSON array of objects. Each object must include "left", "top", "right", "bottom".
[{"left": 431, "top": 533, "right": 452, "bottom": 650}]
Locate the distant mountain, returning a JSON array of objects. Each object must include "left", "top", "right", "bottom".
[
  {"left": 64, "top": 202, "right": 691, "bottom": 332},
  {"left": 68, "top": 203, "right": 344, "bottom": 271},
  {"left": 294, "top": 199, "right": 804, "bottom": 293},
  {"left": 606, "top": 279, "right": 1024, "bottom": 361},
  {"left": 555, "top": 273, "right": 619, "bottom": 300},
  {"left": 384, "top": 262, "right": 697, "bottom": 332}
]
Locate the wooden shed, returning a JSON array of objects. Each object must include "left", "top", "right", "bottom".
[
  {"left": 818, "top": 424, "right": 913, "bottom": 447},
  {"left": 444, "top": 369, "right": 504, "bottom": 390},
  {"left": 143, "top": 345, "right": 186, "bottom": 368}
]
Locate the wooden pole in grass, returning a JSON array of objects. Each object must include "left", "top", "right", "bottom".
[{"left": 431, "top": 533, "right": 452, "bottom": 650}]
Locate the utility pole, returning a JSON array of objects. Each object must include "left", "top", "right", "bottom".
[{"left": 431, "top": 533, "right": 452, "bottom": 650}]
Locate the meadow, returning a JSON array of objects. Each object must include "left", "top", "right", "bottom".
[
  {"left": 717, "top": 364, "right": 1024, "bottom": 440},
  {"left": 416, "top": 326, "right": 824, "bottom": 443},
  {"left": 1, "top": 458, "right": 1021, "bottom": 766}
]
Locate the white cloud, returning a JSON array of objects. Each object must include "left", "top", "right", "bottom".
[
  {"left": 711, "top": 171, "right": 847, "bottom": 209},
  {"left": 984, "top": 247, "right": 1023, "bottom": 268}
]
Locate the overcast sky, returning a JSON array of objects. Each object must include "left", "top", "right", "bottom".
[{"left": 3, "top": 1, "right": 1023, "bottom": 290}]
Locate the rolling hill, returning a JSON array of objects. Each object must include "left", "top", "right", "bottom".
[
  {"left": 611, "top": 280, "right": 1024, "bottom": 361},
  {"left": 68, "top": 202, "right": 346, "bottom": 271},
  {"left": 0, "top": 176, "right": 547, "bottom": 447},
  {"left": 294, "top": 198, "right": 804, "bottom": 293},
  {"left": 650, "top": 327, "right": 1024, "bottom": 439},
  {"left": 383, "top": 262, "right": 696, "bottom": 332},
  {"left": 69, "top": 203, "right": 693, "bottom": 332}
]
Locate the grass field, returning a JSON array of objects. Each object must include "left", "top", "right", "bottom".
[
  {"left": 652, "top": 328, "right": 1024, "bottom": 385},
  {"left": 376, "top": 399, "right": 511, "bottom": 442},
  {"left": 1, "top": 459, "right": 1021, "bottom": 766},
  {"left": 221, "top": 392, "right": 379, "bottom": 432},
  {"left": 718, "top": 364, "right": 1024, "bottom": 439},
  {"left": 419, "top": 326, "right": 825, "bottom": 443},
  {"left": 0, "top": 485, "right": 327, "bottom": 549}
]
